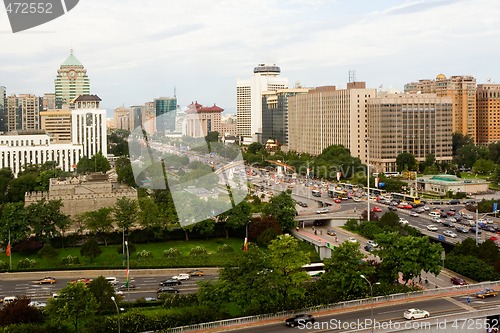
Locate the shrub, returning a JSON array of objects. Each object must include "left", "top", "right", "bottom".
[
  {"left": 136, "top": 250, "right": 153, "bottom": 259},
  {"left": 216, "top": 244, "right": 234, "bottom": 254},
  {"left": 37, "top": 243, "right": 58, "bottom": 259},
  {"left": 80, "top": 238, "right": 102, "bottom": 262},
  {"left": 0, "top": 260, "right": 9, "bottom": 270},
  {"left": 163, "top": 248, "right": 182, "bottom": 258},
  {"left": 60, "top": 255, "right": 80, "bottom": 266},
  {"left": 17, "top": 258, "right": 38, "bottom": 269},
  {"left": 189, "top": 246, "right": 208, "bottom": 256},
  {"left": 117, "top": 242, "right": 137, "bottom": 255}
]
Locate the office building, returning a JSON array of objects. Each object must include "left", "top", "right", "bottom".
[
  {"left": 0, "top": 86, "right": 6, "bottom": 132},
  {"left": 368, "top": 93, "right": 453, "bottom": 172},
  {"left": 288, "top": 82, "right": 376, "bottom": 163},
  {"left": 261, "top": 88, "right": 309, "bottom": 146},
  {"left": 185, "top": 101, "right": 223, "bottom": 138},
  {"left": 405, "top": 74, "right": 477, "bottom": 141},
  {"left": 113, "top": 107, "right": 132, "bottom": 131},
  {"left": 42, "top": 93, "right": 56, "bottom": 110},
  {"left": 40, "top": 109, "right": 72, "bottom": 143},
  {"left": 71, "top": 95, "right": 107, "bottom": 158},
  {"left": 154, "top": 97, "right": 177, "bottom": 133},
  {"left": 54, "top": 51, "right": 90, "bottom": 109},
  {"left": 237, "top": 64, "right": 288, "bottom": 144},
  {"left": 18, "top": 94, "right": 42, "bottom": 131},
  {"left": 477, "top": 84, "right": 500, "bottom": 145}
]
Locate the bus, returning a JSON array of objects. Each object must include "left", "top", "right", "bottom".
[
  {"left": 302, "top": 263, "right": 325, "bottom": 277},
  {"left": 363, "top": 187, "right": 387, "bottom": 197},
  {"left": 311, "top": 189, "right": 322, "bottom": 197},
  {"left": 391, "top": 193, "right": 421, "bottom": 205},
  {"left": 328, "top": 189, "right": 349, "bottom": 200}
]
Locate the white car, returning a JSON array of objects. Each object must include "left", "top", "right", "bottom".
[
  {"left": 367, "top": 240, "right": 378, "bottom": 247},
  {"left": 399, "top": 218, "right": 409, "bottom": 225},
  {"left": 316, "top": 208, "right": 329, "bottom": 214},
  {"left": 409, "top": 212, "right": 419, "bottom": 217},
  {"left": 423, "top": 206, "right": 430, "bottom": 211},
  {"left": 426, "top": 225, "right": 438, "bottom": 231},
  {"left": 172, "top": 273, "right": 190, "bottom": 281},
  {"left": 404, "top": 308, "right": 430, "bottom": 320},
  {"left": 443, "top": 230, "right": 457, "bottom": 238},
  {"left": 28, "top": 301, "right": 47, "bottom": 308},
  {"left": 346, "top": 237, "right": 358, "bottom": 243}
]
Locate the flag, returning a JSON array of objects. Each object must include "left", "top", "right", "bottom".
[
  {"left": 307, "top": 168, "right": 310, "bottom": 178},
  {"left": 243, "top": 237, "right": 248, "bottom": 252},
  {"left": 125, "top": 268, "right": 129, "bottom": 287},
  {"left": 5, "top": 242, "right": 10, "bottom": 257},
  {"left": 337, "top": 171, "right": 342, "bottom": 181},
  {"left": 375, "top": 177, "right": 380, "bottom": 188}
]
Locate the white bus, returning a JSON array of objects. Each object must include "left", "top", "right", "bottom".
[{"left": 302, "top": 263, "right": 325, "bottom": 277}]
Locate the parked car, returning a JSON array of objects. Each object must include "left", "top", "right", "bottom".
[
  {"left": 448, "top": 199, "right": 460, "bottom": 205},
  {"left": 172, "top": 273, "right": 190, "bottom": 281},
  {"left": 187, "top": 270, "right": 204, "bottom": 277},
  {"left": 475, "top": 288, "right": 498, "bottom": 298},
  {"left": 404, "top": 308, "right": 430, "bottom": 320},
  {"left": 327, "top": 229, "right": 337, "bottom": 236},
  {"left": 157, "top": 287, "right": 180, "bottom": 295},
  {"left": 443, "top": 230, "right": 457, "bottom": 238},
  {"left": 34, "top": 277, "right": 57, "bottom": 285},
  {"left": 285, "top": 313, "right": 315, "bottom": 327},
  {"left": 159, "top": 279, "right": 182, "bottom": 287},
  {"left": 367, "top": 240, "right": 378, "bottom": 248},
  {"left": 426, "top": 225, "right": 438, "bottom": 231},
  {"left": 450, "top": 276, "right": 467, "bottom": 285}
]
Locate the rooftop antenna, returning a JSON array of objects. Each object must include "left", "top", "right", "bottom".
[
  {"left": 349, "top": 70, "right": 356, "bottom": 83},
  {"left": 174, "top": 86, "right": 177, "bottom": 98}
]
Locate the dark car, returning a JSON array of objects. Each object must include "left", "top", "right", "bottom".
[
  {"left": 364, "top": 245, "right": 373, "bottom": 252},
  {"left": 450, "top": 276, "right": 467, "bottom": 285},
  {"left": 327, "top": 229, "right": 336, "bottom": 236},
  {"left": 285, "top": 314, "right": 315, "bottom": 327},
  {"left": 442, "top": 220, "right": 454, "bottom": 227},
  {"left": 388, "top": 206, "right": 397, "bottom": 211},
  {"left": 159, "top": 279, "right": 181, "bottom": 287},
  {"left": 470, "top": 227, "right": 482, "bottom": 234},
  {"left": 448, "top": 199, "right": 460, "bottom": 205},
  {"left": 157, "top": 287, "right": 180, "bottom": 295}
]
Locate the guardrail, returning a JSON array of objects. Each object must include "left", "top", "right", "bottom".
[{"left": 143, "top": 280, "right": 500, "bottom": 333}]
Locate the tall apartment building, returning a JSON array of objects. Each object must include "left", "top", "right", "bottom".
[
  {"left": 185, "top": 102, "right": 223, "bottom": 138},
  {"left": 368, "top": 93, "right": 453, "bottom": 172},
  {"left": 404, "top": 74, "right": 477, "bottom": 141},
  {"left": 71, "top": 95, "right": 107, "bottom": 158},
  {"left": 288, "top": 82, "right": 376, "bottom": 163},
  {"left": 42, "top": 93, "right": 56, "bottom": 110},
  {"left": 4, "top": 94, "right": 41, "bottom": 131},
  {"left": 477, "top": 84, "right": 500, "bottom": 145},
  {"left": 40, "top": 109, "right": 72, "bottom": 143},
  {"left": 0, "top": 86, "right": 6, "bottom": 132},
  {"left": 237, "top": 64, "right": 288, "bottom": 144},
  {"left": 261, "top": 88, "right": 309, "bottom": 146},
  {"left": 54, "top": 51, "right": 90, "bottom": 109},
  {"left": 5, "top": 95, "right": 20, "bottom": 131},
  {"left": 154, "top": 97, "right": 177, "bottom": 133}
]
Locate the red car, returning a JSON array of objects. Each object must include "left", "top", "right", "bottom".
[
  {"left": 372, "top": 207, "right": 382, "bottom": 212},
  {"left": 334, "top": 198, "right": 341, "bottom": 203},
  {"left": 447, "top": 211, "right": 456, "bottom": 216},
  {"left": 450, "top": 276, "right": 467, "bottom": 285}
]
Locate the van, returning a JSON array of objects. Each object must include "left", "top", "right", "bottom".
[
  {"left": 105, "top": 277, "right": 119, "bottom": 285},
  {"left": 429, "top": 212, "right": 440, "bottom": 218},
  {"left": 3, "top": 296, "right": 17, "bottom": 304}
]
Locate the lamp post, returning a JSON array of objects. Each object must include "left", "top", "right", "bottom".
[
  {"left": 110, "top": 296, "right": 120, "bottom": 333},
  {"left": 366, "top": 137, "right": 371, "bottom": 222},
  {"left": 124, "top": 240, "right": 130, "bottom": 300},
  {"left": 360, "top": 274, "right": 380, "bottom": 333}
]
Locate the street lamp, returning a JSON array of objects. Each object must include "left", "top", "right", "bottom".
[
  {"left": 110, "top": 296, "right": 120, "bottom": 333},
  {"left": 124, "top": 240, "right": 130, "bottom": 300},
  {"left": 360, "top": 274, "right": 380, "bottom": 333},
  {"left": 366, "top": 137, "right": 371, "bottom": 222}
]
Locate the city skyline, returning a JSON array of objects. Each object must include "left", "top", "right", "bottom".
[{"left": 1, "top": 0, "right": 500, "bottom": 114}]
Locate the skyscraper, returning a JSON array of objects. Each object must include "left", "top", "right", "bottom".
[
  {"left": 477, "top": 84, "right": 500, "bottom": 145},
  {"left": 154, "top": 97, "right": 177, "bottom": 133},
  {"left": 0, "top": 86, "right": 6, "bottom": 132},
  {"left": 54, "top": 51, "right": 90, "bottom": 109},
  {"left": 237, "top": 64, "right": 288, "bottom": 144}
]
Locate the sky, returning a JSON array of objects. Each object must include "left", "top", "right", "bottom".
[{"left": 1, "top": 0, "right": 500, "bottom": 115}]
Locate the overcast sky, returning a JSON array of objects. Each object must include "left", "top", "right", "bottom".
[{"left": 1, "top": 0, "right": 500, "bottom": 114}]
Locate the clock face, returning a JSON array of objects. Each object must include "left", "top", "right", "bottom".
[{"left": 68, "top": 70, "right": 76, "bottom": 79}]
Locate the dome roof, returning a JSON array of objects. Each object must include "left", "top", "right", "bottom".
[{"left": 436, "top": 73, "right": 446, "bottom": 80}]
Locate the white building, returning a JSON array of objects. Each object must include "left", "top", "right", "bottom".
[
  {"left": 71, "top": 95, "right": 107, "bottom": 158},
  {"left": 237, "top": 64, "right": 288, "bottom": 144}
]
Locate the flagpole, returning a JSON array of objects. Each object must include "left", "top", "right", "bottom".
[{"left": 8, "top": 229, "right": 11, "bottom": 270}]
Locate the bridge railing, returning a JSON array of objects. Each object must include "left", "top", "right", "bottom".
[{"left": 143, "top": 280, "right": 500, "bottom": 333}]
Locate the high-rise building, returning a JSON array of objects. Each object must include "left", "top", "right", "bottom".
[
  {"left": 113, "top": 107, "right": 132, "bottom": 131},
  {"left": 71, "top": 95, "right": 107, "bottom": 157},
  {"left": 40, "top": 109, "right": 72, "bottom": 143},
  {"left": 185, "top": 101, "right": 224, "bottom": 138},
  {"left": 54, "top": 51, "right": 90, "bottom": 109},
  {"left": 237, "top": 64, "right": 288, "bottom": 144},
  {"left": 42, "top": 93, "right": 56, "bottom": 110},
  {"left": 368, "top": 93, "right": 453, "bottom": 172},
  {"left": 0, "top": 86, "right": 6, "bottom": 133},
  {"left": 6, "top": 95, "right": 21, "bottom": 131},
  {"left": 261, "top": 88, "right": 309, "bottom": 146},
  {"left": 404, "top": 74, "right": 477, "bottom": 141},
  {"left": 477, "top": 84, "right": 500, "bottom": 145},
  {"left": 18, "top": 94, "right": 42, "bottom": 131},
  {"left": 288, "top": 83, "right": 376, "bottom": 163},
  {"left": 154, "top": 97, "right": 177, "bottom": 133}
]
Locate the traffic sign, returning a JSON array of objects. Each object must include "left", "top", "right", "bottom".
[
  {"left": 494, "top": 202, "right": 498, "bottom": 212},
  {"left": 438, "top": 235, "right": 445, "bottom": 241}
]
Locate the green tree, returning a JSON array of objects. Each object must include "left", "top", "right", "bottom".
[
  {"left": 396, "top": 152, "right": 417, "bottom": 172},
  {"left": 46, "top": 282, "right": 98, "bottom": 332},
  {"left": 247, "top": 142, "right": 265, "bottom": 155},
  {"left": 81, "top": 207, "right": 114, "bottom": 246},
  {"left": 88, "top": 276, "right": 118, "bottom": 313},
  {"left": 472, "top": 158, "right": 495, "bottom": 175},
  {"left": 80, "top": 238, "right": 102, "bottom": 262},
  {"left": 6, "top": 172, "right": 38, "bottom": 202},
  {"left": 452, "top": 132, "right": 473, "bottom": 156},
  {"left": 0, "top": 202, "right": 30, "bottom": 247},
  {"left": 108, "top": 129, "right": 130, "bottom": 157},
  {"left": 0, "top": 297, "right": 43, "bottom": 326},
  {"left": 378, "top": 211, "right": 400, "bottom": 229},
  {"left": 205, "top": 131, "right": 219, "bottom": 143},
  {"left": 115, "top": 157, "right": 136, "bottom": 187},
  {"left": 138, "top": 196, "right": 164, "bottom": 240},
  {"left": 76, "top": 152, "right": 111, "bottom": 174},
  {"left": 220, "top": 201, "right": 251, "bottom": 238},
  {"left": 113, "top": 197, "right": 139, "bottom": 235},
  {"left": 263, "top": 192, "right": 296, "bottom": 231},
  {"left": 26, "top": 199, "right": 70, "bottom": 243},
  {"left": 194, "top": 219, "right": 216, "bottom": 238},
  {"left": 0, "top": 168, "right": 13, "bottom": 204}
]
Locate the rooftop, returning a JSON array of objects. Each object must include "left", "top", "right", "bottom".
[{"left": 61, "top": 52, "right": 84, "bottom": 67}]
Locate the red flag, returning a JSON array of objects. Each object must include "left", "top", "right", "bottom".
[
  {"left": 125, "top": 267, "right": 129, "bottom": 287},
  {"left": 243, "top": 237, "right": 248, "bottom": 252},
  {"left": 5, "top": 242, "right": 11, "bottom": 257}
]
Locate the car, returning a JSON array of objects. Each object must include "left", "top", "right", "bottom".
[
  {"left": 404, "top": 308, "right": 430, "bottom": 320},
  {"left": 285, "top": 313, "right": 315, "bottom": 327},
  {"left": 28, "top": 301, "right": 47, "bottom": 308},
  {"left": 71, "top": 278, "right": 92, "bottom": 284},
  {"left": 364, "top": 245, "right": 373, "bottom": 252},
  {"left": 409, "top": 211, "right": 419, "bottom": 217},
  {"left": 388, "top": 206, "right": 397, "bottom": 211},
  {"left": 346, "top": 237, "right": 357, "bottom": 243},
  {"left": 403, "top": 204, "right": 413, "bottom": 209},
  {"left": 157, "top": 287, "right": 180, "bottom": 295},
  {"left": 450, "top": 276, "right": 468, "bottom": 285},
  {"left": 159, "top": 279, "right": 182, "bottom": 287},
  {"left": 371, "top": 207, "right": 382, "bottom": 212},
  {"left": 187, "top": 270, "right": 204, "bottom": 277},
  {"left": 475, "top": 288, "right": 499, "bottom": 298},
  {"left": 367, "top": 240, "right": 378, "bottom": 248},
  {"left": 442, "top": 220, "right": 454, "bottom": 227},
  {"left": 105, "top": 277, "right": 119, "bottom": 285},
  {"left": 426, "top": 225, "right": 438, "bottom": 231},
  {"left": 455, "top": 226, "right": 469, "bottom": 233},
  {"left": 34, "top": 277, "right": 57, "bottom": 285},
  {"left": 3, "top": 296, "right": 17, "bottom": 304},
  {"left": 399, "top": 218, "right": 409, "bottom": 225},
  {"left": 117, "top": 283, "right": 136, "bottom": 291},
  {"left": 448, "top": 199, "right": 460, "bottom": 205},
  {"left": 423, "top": 206, "right": 430, "bottom": 211},
  {"left": 447, "top": 211, "right": 456, "bottom": 216},
  {"left": 327, "top": 229, "right": 337, "bottom": 236},
  {"left": 470, "top": 227, "right": 482, "bottom": 234},
  {"left": 443, "top": 230, "right": 457, "bottom": 238},
  {"left": 334, "top": 198, "right": 341, "bottom": 203},
  {"left": 172, "top": 273, "right": 190, "bottom": 281},
  {"left": 316, "top": 208, "right": 329, "bottom": 214},
  {"left": 486, "top": 226, "right": 497, "bottom": 233}
]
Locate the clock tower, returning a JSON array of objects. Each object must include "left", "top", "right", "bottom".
[{"left": 54, "top": 50, "right": 90, "bottom": 109}]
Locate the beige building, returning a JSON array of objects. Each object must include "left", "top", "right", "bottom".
[
  {"left": 368, "top": 93, "right": 453, "bottom": 173},
  {"left": 476, "top": 84, "right": 500, "bottom": 145},
  {"left": 405, "top": 74, "right": 477, "bottom": 142},
  {"left": 25, "top": 173, "right": 137, "bottom": 217},
  {"left": 113, "top": 107, "right": 132, "bottom": 131},
  {"left": 288, "top": 82, "right": 376, "bottom": 163},
  {"left": 40, "top": 109, "right": 72, "bottom": 143},
  {"left": 417, "top": 174, "right": 489, "bottom": 195},
  {"left": 185, "top": 102, "right": 223, "bottom": 138}
]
